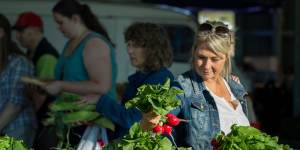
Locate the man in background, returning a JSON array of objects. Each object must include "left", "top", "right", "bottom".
[
  {"left": 13, "top": 11, "right": 59, "bottom": 112},
  {"left": 13, "top": 11, "right": 59, "bottom": 149}
]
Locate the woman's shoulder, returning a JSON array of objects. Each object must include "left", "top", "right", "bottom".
[
  {"left": 175, "top": 70, "right": 195, "bottom": 86},
  {"left": 227, "top": 76, "right": 246, "bottom": 90},
  {"left": 150, "top": 68, "right": 174, "bottom": 80},
  {"left": 226, "top": 77, "right": 248, "bottom": 99},
  {"left": 173, "top": 70, "right": 201, "bottom": 97},
  {"left": 132, "top": 68, "right": 173, "bottom": 85},
  {"left": 85, "top": 32, "right": 111, "bottom": 45},
  {"left": 84, "top": 32, "right": 114, "bottom": 51}
]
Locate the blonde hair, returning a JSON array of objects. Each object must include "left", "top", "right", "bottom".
[{"left": 192, "top": 21, "right": 234, "bottom": 79}]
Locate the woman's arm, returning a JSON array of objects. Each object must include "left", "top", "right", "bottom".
[
  {"left": 45, "top": 37, "right": 112, "bottom": 95},
  {"left": 0, "top": 102, "right": 22, "bottom": 131},
  {"left": 96, "top": 95, "right": 142, "bottom": 129}
]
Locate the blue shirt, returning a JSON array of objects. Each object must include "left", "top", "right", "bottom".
[
  {"left": 96, "top": 67, "right": 174, "bottom": 139},
  {"left": 0, "top": 54, "right": 37, "bottom": 133}
]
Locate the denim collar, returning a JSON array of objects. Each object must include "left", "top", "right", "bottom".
[{"left": 189, "top": 69, "right": 247, "bottom": 102}]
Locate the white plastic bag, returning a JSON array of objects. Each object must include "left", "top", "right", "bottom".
[{"left": 76, "top": 125, "right": 108, "bottom": 150}]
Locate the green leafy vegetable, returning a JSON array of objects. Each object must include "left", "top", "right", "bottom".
[
  {"left": 0, "top": 135, "right": 30, "bottom": 150},
  {"left": 44, "top": 92, "right": 115, "bottom": 150},
  {"left": 103, "top": 123, "right": 191, "bottom": 150},
  {"left": 125, "top": 79, "right": 183, "bottom": 116},
  {"left": 215, "top": 124, "right": 293, "bottom": 150},
  {"left": 105, "top": 80, "right": 191, "bottom": 150}
]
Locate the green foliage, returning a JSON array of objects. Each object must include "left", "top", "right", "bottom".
[
  {"left": 125, "top": 79, "right": 183, "bottom": 116},
  {"left": 45, "top": 92, "right": 115, "bottom": 130},
  {"left": 103, "top": 123, "right": 191, "bottom": 150},
  {"left": 44, "top": 92, "right": 115, "bottom": 150},
  {"left": 0, "top": 135, "right": 29, "bottom": 150},
  {"left": 215, "top": 125, "right": 293, "bottom": 150},
  {"left": 62, "top": 110, "right": 100, "bottom": 124},
  {"left": 104, "top": 79, "right": 191, "bottom": 150}
]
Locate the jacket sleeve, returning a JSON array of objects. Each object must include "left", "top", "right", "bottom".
[
  {"left": 96, "top": 69, "right": 174, "bottom": 129},
  {"left": 96, "top": 95, "right": 142, "bottom": 129}
]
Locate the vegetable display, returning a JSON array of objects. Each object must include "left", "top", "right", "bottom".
[
  {"left": 213, "top": 124, "right": 293, "bottom": 150},
  {"left": 103, "top": 123, "right": 191, "bottom": 150},
  {"left": 104, "top": 79, "right": 191, "bottom": 150},
  {"left": 43, "top": 92, "right": 115, "bottom": 150}
]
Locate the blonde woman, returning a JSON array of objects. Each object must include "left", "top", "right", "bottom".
[{"left": 143, "top": 21, "right": 249, "bottom": 150}]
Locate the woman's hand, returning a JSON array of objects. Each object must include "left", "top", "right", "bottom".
[
  {"left": 140, "top": 111, "right": 161, "bottom": 131},
  {"left": 231, "top": 74, "right": 241, "bottom": 84},
  {"left": 76, "top": 94, "right": 101, "bottom": 105},
  {"left": 44, "top": 81, "right": 62, "bottom": 96}
]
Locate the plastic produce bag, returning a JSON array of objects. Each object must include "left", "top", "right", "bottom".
[{"left": 76, "top": 125, "right": 108, "bottom": 150}]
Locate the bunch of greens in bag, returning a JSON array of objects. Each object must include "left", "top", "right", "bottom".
[{"left": 43, "top": 92, "right": 115, "bottom": 150}]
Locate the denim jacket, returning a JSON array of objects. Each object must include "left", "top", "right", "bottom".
[{"left": 172, "top": 70, "right": 248, "bottom": 150}]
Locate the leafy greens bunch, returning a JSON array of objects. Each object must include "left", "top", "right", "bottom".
[
  {"left": 105, "top": 79, "right": 191, "bottom": 150},
  {"left": 43, "top": 92, "right": 114, "bottom": 150},
  {"left": 214, "top": 124, "right": 293, "bottom": 150},
  {"left": 125, "top": 79, "right": 182, "bottom": 116},
  {"left": 103, "top": 123, "right": 191, "bottom": 150}
]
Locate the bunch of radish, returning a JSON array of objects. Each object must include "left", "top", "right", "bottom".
[{"left": 152, "top": 113, "right": 187, "bottom": 135}]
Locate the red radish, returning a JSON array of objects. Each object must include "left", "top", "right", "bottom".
[
  {"left": 97, "top": 139, "right": 105, "bottom": 147},
  {"left": 152, "top": 125, "right": 164, "bottom": 134},
  {"left": 165, "top": 113, "right": 176, "bottom": 119},
  {"left": 163, "top": 124, "right": 173, "bottom": 135},
  {"left": 166, "top": 113, "right": 188, "bottom": 126},
  {"left": 167, "top": 116, "right": 180, "bottom": 126},
  {"left": 211, "top": 138, "right": 218, "bottom": 146},
  {"left": 211, "top": 138, "right": 219, "bottom": 150},
  {"left": 250, "top": 121, "right": 261, "bottom": 129}
]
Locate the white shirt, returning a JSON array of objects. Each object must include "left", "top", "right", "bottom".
[{"left": 206, "top": 78, "right": 250, "bottom": 135}]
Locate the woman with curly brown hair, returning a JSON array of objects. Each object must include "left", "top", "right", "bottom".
[{"left": 78, "top": 22, "right": 174, "bottom": 140}]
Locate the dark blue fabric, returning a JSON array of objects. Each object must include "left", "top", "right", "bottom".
[{"left": 96, "top": 67, "right": 174, "bottom": 139}]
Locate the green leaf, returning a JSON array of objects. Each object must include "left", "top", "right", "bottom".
[
  {"left": 158, "top": 137, "right": 173, "bottom": 150},
  {"left": 93, "top": 116, "right": 115, "bottom": 131},
  {"left": 122, "top": 143, "right": 135, "bottom": 150},
  {"left": 125, "top": 78, "right": 183, "bottom": 116},
  {"left": 0, "top": 135, "right": 28, "bottom": 150},
  {"left": 163, "top": 78, "right": 170, "bottom": 90},
  {"left": 128, "top": 123, "right": 140, "bottom": 138}
]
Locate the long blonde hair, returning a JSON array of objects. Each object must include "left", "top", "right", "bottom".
[{"left": 192, "top": 21, "right": 234, "bottom": 79}]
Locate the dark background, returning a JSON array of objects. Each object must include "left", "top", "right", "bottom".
[{"left": 143, "top": 0, "right": 300, "bottom": 148}]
